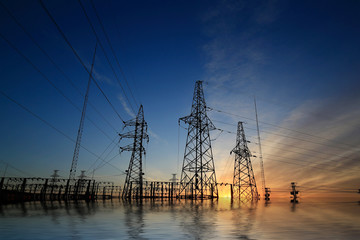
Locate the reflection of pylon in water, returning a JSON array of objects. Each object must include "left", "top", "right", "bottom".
[
  {"left": 178, "top": 81, "right": 218, "bottom": 199},
  {"left": 265, "top": 187, "right": 271, "bottom": 201},
  {"left": 231, "top": 122, "right": 259, "bottom": 201},
  {"left": 120, "top": 105, "right": 149, "bottom": 199},
  {"left": 290, "top": 182, "right": 299, "bottom": 203}
]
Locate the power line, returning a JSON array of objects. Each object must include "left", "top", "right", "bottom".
[
  {"left": 215, "top": 124, "right": 356, "bottom": 163},
  {"left": 0, "top": 32, "right": 80, "bottom": 112},
  {"left": 0, "top": 31, "right": 117, "bottom": 146},
  {"left": 214, "top": 122, "right": 357, "bottom": 164},
  {"left": 86, "top": 137, "right": 118, "bottom": 173},
  {"left": 0, "top": 0, "right": 119, "bottom": 134},
  {"left": 208, "top": 106, "right": 358, "bottom": 150},
  {"left": 263, "top": 157, "right": 344, "bottom": 173},
  {"left": 205, "top": 82, "right": 360, "bottom": 147},
  {"left": 263, "top": 153, "right": 359, "bottom": 174},
  {"left": 212, "top": 114, "right": 355, "bottom": 152},
  {"left": 77, "top": 0, "right": 136, "bottom": 114},
  {"left": 256, "top": 141, "right": 348, "bottom": 160},
  {"left": 94, "top": 152, "right": 121, "bottom": 172},
  {"left": 260, "top": 142, "right": 353, "bottom": 165},
  {"left": 217, "top": 154, "right": 233, "bottom": 183},
  {"left": 89, "top": 0, "right": 139, "bottom": 108},
  {"left": 0, "top": 90, "right": 122, "bottom": 172},
  {"left": 263, "top": 152, "right": 339, "bottom": 170},
  {"left": 107, "top": 0, "right": 141, "bottom": 104},
  {"left": 0, "top": 159, "right": 33, "bottom": 177},
  {"left": 38, "top": 0, "right": 126, "bottom": 124}
]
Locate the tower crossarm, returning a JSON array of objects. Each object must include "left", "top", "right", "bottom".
[
  {"left": 179, "top": 115, "right": 216, "bottom": 131},
  {"left": 119, "top": 131, "right": 136, "bottom": 139},
  {"left": 122, "top": 119, "right": 137, "bottom": 128},
  {"left": 120, "top": 144, "right": 146, "bottom": 153}
]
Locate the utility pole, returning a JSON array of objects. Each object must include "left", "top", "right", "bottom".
[
  {"left": 231, "top": 122, "right": 259, "bottom": 201},
  {"left": 178, "top": 81, "right": 218, "bottom": 199},
  {"left": 254, "top": 96, "right": 269, "bottom": 200},
  {"left": 120, "top": 105, "right": 149, "bottom": 199}
]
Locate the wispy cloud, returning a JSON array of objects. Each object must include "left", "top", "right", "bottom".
[
  {"left": 147, "top": 128, "right": 162, "bottom": 142},
  {"left": 92, "top": 68, "right": 114, "bottom": 85},
  {"left": 117, "top": 94, "right": 136, "bottom": 118}
]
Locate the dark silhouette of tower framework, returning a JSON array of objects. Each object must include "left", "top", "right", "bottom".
[
  {"left": 178, "top": 81, "right": 218, "bottom": 199},
  {"left": 120, "top": 105, "right": 149, "bottom": 199},
  {"left": 231, "top": 122, "right": 259, "bottom": 201}
]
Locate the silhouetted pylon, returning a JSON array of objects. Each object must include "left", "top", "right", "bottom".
[
  {"left": 178, "top": 81, "right": 218, "bottom": 199},
  {"left": 231, "top": 122, "right": 259, "bottom": 201},
  {"left": 120, "top": 105, "right": 149, "bottom": 199}
]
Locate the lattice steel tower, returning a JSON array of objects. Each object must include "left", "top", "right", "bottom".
[
  {"left": 231, "top": 122, "right": 259, "bottom": 201},
  {"left": 120, "top": 105, "right": 149, "bottom": 199},
  {"left": 178, "top": 81, "right": 218, "bottom": 199}
]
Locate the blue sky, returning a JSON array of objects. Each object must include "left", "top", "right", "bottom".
[{"left": 0, "top": 0, "right": 359, "bottom": 197}]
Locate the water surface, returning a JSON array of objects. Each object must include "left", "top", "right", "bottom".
[{"left": 0, "top": 198, "right": 359, "bottom": 239}]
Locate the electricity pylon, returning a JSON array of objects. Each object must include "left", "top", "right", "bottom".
[
  {"left": 231, "top": 122, "right": 259, "bottom": 201},
  {"left": 178, "top": 81, "right": 218, "bottom": 199},
  {"left": 65, "top": 43, "right": 97, "bottom": 197},
  {"left": 120, "top": 105, "right": 149, "bottom": 199}
]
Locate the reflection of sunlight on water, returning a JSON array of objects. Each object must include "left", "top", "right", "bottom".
[{"left": 0, "top": 198, "right": 359, "bottom": 239}]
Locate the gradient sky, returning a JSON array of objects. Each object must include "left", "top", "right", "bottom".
[{"left": 0, "top": 0, "right": 359, "bottom": 198}]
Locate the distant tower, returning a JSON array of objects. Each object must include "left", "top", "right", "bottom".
[
  {"left": 120, "top": 105, "right": 149, "bottom": 199},
  {"left": 170, "top": 174, "right": 178, "bottom": 183},
  {"left": 231, "top": 122, "right": 259, "bottom": 201},
  {"left": 50, "top": 170, "right": 60, "bottom": 184},
  {"left": 78, "top": 170, "right": 87, "bottom": 180},
  {"left": 77, "top": 170, "right": 87, "bottom": 193},
  {"left": 178, "top": 81, "right": 218, "bottom": 199}
]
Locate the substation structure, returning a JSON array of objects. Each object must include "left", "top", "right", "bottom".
[
  {"left": 1, "top": 82, "right": 268, "bottom": 203},
  {"left": 0, "top": 177, "right": 183, "bottom": 203},
  {"left": 0, "top": 177, "right": 120, "bottom": 203}
]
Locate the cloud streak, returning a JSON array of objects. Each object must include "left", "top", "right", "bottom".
[{"left": 117, "top": 94, "right": 135, "bottom": 118}]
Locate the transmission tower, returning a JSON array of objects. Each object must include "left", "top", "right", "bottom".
[
  {"left": 254, "top": 96, "right": 270, "bottom": 200},
  {"left": 120, "top": 105, "right": 149, "bottom": 199},
  {"left": 50, "top": 170, "right": 59, "bottom": 185},
  {"left": 68, "top": 43, "right": 97, "bottom": 181},
  {"left": 231, "top": 122, "right": 259, "bottom": 201},
  {"left": 178, "top": 81, "right": 218, "bottom": 199},
  {"left": 65, "top": 43, "right": 97, "bottom": 197}
]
